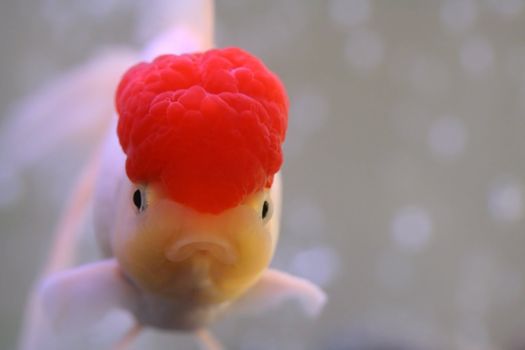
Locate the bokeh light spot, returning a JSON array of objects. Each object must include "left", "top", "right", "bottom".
[
  {"left": 488, "top": 177, "right": 523, "bottom": 223},
  {"left": 391, "top": 207, "right": 433, "bottom": 253}
]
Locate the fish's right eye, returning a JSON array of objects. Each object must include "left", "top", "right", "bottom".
[{"left": 133, "top": 188, "right": 145, "bottom": 212}]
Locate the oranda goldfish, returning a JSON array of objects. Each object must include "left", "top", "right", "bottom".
[{"left": 15, "top": 1, "right": 326, "bottom": 349}]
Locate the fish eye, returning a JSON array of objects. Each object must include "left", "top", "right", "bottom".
[
  {"left": 262, "top": 199, "right": 272, "bottom": 222},
  {"left": 133, "top": 188, "right": 146, "bottom": 212}
]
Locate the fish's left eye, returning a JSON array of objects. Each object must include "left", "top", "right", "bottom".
[
  {"left": 133, "top": 188, "right": 146, "bottom": 212},
  {"left": 262, "top": 199, "right": 272, "bottom": 222}
]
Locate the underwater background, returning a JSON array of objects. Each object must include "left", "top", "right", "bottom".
[{"left": 2, "top": 0, "right": 525, "bottom": 349}]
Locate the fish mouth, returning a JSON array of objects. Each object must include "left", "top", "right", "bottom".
[{"left": 165, "top": 235, "right": 237, "bottom": 265}]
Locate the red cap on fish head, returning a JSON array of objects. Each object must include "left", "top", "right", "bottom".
[{"left": 116, "top": 47, "right": 288, "bottom": 214}]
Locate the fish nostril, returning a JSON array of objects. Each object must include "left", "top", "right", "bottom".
[{"left": 165, "top": 239, "right": 237, "bottom": 265}]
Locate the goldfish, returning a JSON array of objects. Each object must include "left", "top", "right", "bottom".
[{"left": 14, "top": 1, "right": 325, "bottom": 349}]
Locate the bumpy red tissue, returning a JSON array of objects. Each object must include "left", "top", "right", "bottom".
[{"left": 116, "top": 47, "right": 288, "bottom": 213}]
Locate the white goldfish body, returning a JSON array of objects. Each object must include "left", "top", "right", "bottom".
[{"left": 11, "top": 1, "right": 326, "bottom": 349}]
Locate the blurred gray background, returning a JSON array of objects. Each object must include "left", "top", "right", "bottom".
[{"left": 2, "top": 0, "right": 525, "bottom": 349}]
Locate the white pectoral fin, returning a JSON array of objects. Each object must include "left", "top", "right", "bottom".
[
  {"left": 38, "top": 259, "right": 138, "bottom": 332},
  {"left": 231, "top": 269, "right": 327, "bottom": 318}
]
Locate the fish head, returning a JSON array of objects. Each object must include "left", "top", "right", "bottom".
[{"left": 113, "top": 176, "right": 281, "bottom": 304}]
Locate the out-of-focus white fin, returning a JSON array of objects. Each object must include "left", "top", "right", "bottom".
[
  {"left": 140, "top": 0, "right": 214, "bottom": 59},
  {"left": 17, "top": 145, "right": 103, "bottom": 350},
  {"left": 0, "top": 48, "right": 137, "bottom": 172},
  {"left": 113, "top": 323, "right": 142, "bottom": 350},
  {"left": 230, "top": 269, "right": 327, "bottom": 318},
  {"left": 19, "top": 260, "right": 138, "bottom": 350},
  {"left": 44, "top": 150, "right": 102, "bottom": 274},
  {"left": 38, "top": 259, "right": 138, "bottom": 333}
]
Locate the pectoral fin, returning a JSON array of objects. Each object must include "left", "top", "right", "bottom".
[
  {"left": 39, "top": 259, "right": 138, "bottom": 332},
  {"left": 230, "top": 269, "right": 327, "bottom": 317}
]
